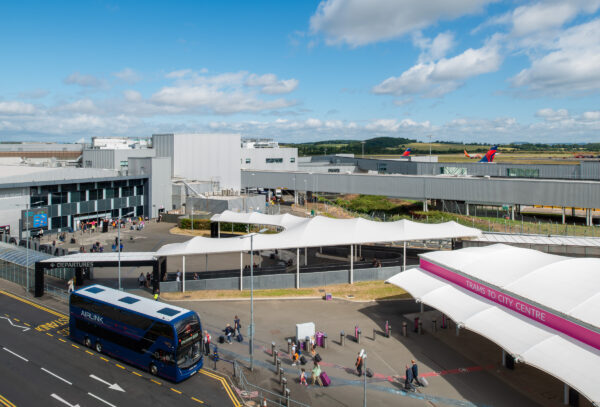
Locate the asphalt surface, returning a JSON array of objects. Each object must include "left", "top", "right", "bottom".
[{"left": 0, "top": 290, "right": 240, "bottom": 407}]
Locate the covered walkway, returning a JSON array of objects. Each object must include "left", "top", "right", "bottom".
[{"left": 387, "top": 244, "right": 600, "bottom": 405}]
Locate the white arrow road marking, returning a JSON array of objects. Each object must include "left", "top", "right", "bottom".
[
  {"left": 0, "top": 316, "right": 30, "bottom": 332},
  {"left": 42, "top": 367, "right": 72, "bottom": 385},
  {"left": 88, "top": 392, "right": 117, "bottom": 407},
  {"left": 89, "top": 374, "right": 125, "bottom": 392},
  {"left": 2, "top": 347, "right": 29, "bottom": 362},
  {"left": 50, "top": 393, "right": 81, "bottom": 407}
]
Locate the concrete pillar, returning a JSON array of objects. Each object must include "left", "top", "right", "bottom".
[
  {"left": 182, "top": 255, "right": 186, "bottom": 293},
  {"left": 563, "top": 383, "right": 569, "bottom": 405},
  {"left": 562, "top": 207, "right": 566, "bottom": 224},
  {"left": 304, "top": 247, "right": 307, "bottom": 266},
  {"left": 571, "top": 207, "right": 576, "bottom": 217},
  {"left": 465, "top": 203, "right": 469, "bottom": 216},
  {"left": 240, "top": 251, "right": 243, "bottom": 291},
  {"left": 350, "top": 244, "right": 354, "bottom": 284},
  {"left": 511, "top": 205, "right": 515, "bottom": 221},
  {"left": 502, "top": 350, "right": 506, "bottom": 367},
  {"left": 423, "top": 199, "right": 428, "bottom": 212},
  {"left": 586, "top": 209, "right": 591, "bottom": 226},
  {"left": 218, "top": 222, "right": 220, "bottom": 238},
  {"left": 296, "top": 248, "right": 300, "bottom": 288}
]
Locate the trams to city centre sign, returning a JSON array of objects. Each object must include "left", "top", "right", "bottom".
[{"left": 49, "top": 262, "right": 94, "bottom": 268}]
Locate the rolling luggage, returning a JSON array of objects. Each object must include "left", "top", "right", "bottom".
[
  {"left": 300, "top": 356, "right": 307, "bottom": 365},
  {"left": 418, "top": 376, "right": 429, "bottom": 387},
  {"left": 320, "top": 372, "right": 331, "bottom": 387},
  {"left": 314, "top": 353, "right": 322, "bottom": 363},
  {"left": 219, "top": 335, "right": 225, "bottom": 344},
  {"left": 237, "top": 333, "right": 243, "bottom": 342},
  {"left": 366, "top": 368, "right": 373, "bottom": 378}
]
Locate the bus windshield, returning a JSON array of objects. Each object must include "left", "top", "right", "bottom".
[{"left": 176, "top": 314, "right": 202, "bottom": 369}]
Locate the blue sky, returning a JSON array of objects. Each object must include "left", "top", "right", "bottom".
[{"left": 1, "top": 0, "right": 599, "bottom": 143}]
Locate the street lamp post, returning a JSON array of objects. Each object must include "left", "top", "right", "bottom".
[
  {"left": 361, "top": 141, "right": 365, "bottom": 158},
  {"left": 363, "top": 352, "right": 367, "bottom": 407},
  {"left": 117, "top": 210, "right": 134, "bottom": 291},
  {"left": 241, "top": 228, "right": 268, "bottom": 371},
  {"left": 191, "top": 201, "right": 194, "bottom": 232}
]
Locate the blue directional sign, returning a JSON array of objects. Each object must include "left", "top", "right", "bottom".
[{"left": 21, "top": 208, "right": 49, "bottom": 231}]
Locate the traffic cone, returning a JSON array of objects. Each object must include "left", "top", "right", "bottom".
[{"left": 262, "top": 397, "right": 267, "bottom": 407}]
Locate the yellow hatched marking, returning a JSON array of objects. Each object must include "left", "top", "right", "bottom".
[{"left": 13, "top": 319, "right": 19, "bottom": 322}]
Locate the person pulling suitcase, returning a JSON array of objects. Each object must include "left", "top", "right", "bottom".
[{"left": 411, "top": 360, "right": 420, "bottom": 386}]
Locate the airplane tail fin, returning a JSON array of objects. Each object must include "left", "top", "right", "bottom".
[
  {"left": 479, "top": 146, "right": 498, "bottom": 163},
  {"left": 402, "top": 148, "right": 411, "bottom": 157},
  {"left": 464, "top": 149, "right": 471, "bottom": 158}
]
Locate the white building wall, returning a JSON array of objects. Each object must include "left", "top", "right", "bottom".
[
  {"left": 172, "top": 133, "right": 241, "bottom": 191},
  {"left": 241, "top": 147, "right": 298, "bottom": 172}
]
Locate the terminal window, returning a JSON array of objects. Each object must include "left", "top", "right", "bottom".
[
  {"left": 507, "top": 168, "right": 539, "bottom": 178},
  {"left": 266, "top": 158, "right": 283, "bottom": 163},
  {"left": 328, "top": 168, "right": 340, "bottom": 173},
  {"left": 245, "top": 158, "right": 251, "bottom": 164},
  {"left": 290, "top": 157, "right": 295, "bottom": 163}
]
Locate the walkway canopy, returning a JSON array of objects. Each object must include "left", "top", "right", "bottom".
[
  {"left": 157, "top": 211, "right": 482, "bottom": 256},
  {"left": 387, "top": 244, "right": 600, "bottom": 404}
]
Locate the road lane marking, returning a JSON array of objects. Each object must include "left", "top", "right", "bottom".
[
  {"left": 88, "top": 392, "right": 117, "bottom": 407},
  {"left": 50, "top": 393, "right": 80, "bottom": 407},
  {"left": 191, "top": 396, "right": 204, "bottom": 403},
  {"left": 0, "top": 394, "right": 17, "bottom": 407},
  {"left": 42, "top": 367, "right": 72, "bottom": 385},
  {"left": 13, "top": 319, "right": 19, "bottom": 322},
  {"left": 71, "top": 344, "right": 79, "bottom": 349},
  {"left": 46, "top": 333, "right": 53, "bottom": 337},
  {"left": 2, "top": 347, "right": 29, "bottom": 362},
  {"left": 199, "top": 369, "right": 241, "bottom": 406},
  {"left": 24, "top": 323, "right": 31, "bottom": 327},
  {"left": 0, "top": 316, "right": 31, "bottom": 332},
  {"left": 115, "top": 364, "right": 126, "bottom": 369},
  {"left": 85, "top": 350, "right": 94, "bottom": 355},
  {"left": 151, "top": 379, "right": 162, "bottom": 385},
  {"left": 100, "top": 357, "right": 109, "bottom": 362},
  {"left": 131, "top": 371, "right": 142, "bottom": 376},
  {"left": 89, "top": 374, "right": 125, "bottom": 392},
  {"left": 59, "top": 338, "right": 67, "bottom": 343},
  {"left": 170, "top": 388, "right": 182, "bottom": 394},
  {"left": 0, "top": 290, "right": 66, "bottom": 318}
]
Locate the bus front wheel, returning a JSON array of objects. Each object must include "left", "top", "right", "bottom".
[
  {"left": 149, "top": 363, "right": 158, "bottom": 376},
  {"left": 95, "top": 342, "right": 103, "bottom": 353},
  {"left": 84, "top": 337, "right": 92, "bottom": 348}
]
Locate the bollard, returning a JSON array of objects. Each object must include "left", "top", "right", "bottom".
[
  {"left": 402, "top": 321, "right": 407, "bottom": 337},
  {"left": 305, "top": 336, "right": 311, "bottom": 353},
  {"left": 340, "top": 330, "right": 345, "bottom": 346},
  {"left": 432, "top": 319, "right": 437, "bottom": 333},
  {"left": 271, "top": 341, "right": 276, "bottom": 356},
  {"left": 357, "top": 329, "right": 361, "bottom": 344},
  {"left": 273, "top": 349, "right": 279, "bottom": 365},
  {"left": 414, "top": 317, "right": 419, "bottom": 333},
  {"left": 279, "top": 367, "right": 284, "bottom": 384},
  {"left": 373, "top": 328, "right": 377, "bottom": 341},
  {"left": 388, "top": 324, "right": 392, "bottom": 338},
  {"left": 287, "top": 338, "right": 292, "bottom": 354},
  {"left": 385, "top": 320, "right": 390, "bottom": 338},
  {"left": 355, "top": 325, "right": 359, "bottom": 340},
  {"left": 285, "top": 388, "right": 291, "bottom": 407},
  {"left": 418, "top": 320, "right": 423, "bottom": 335},
  {"left": 282, "top": 377, "right": 287, "bottom": 395},
  {"left": 323, "top": 333, "right": 328, "bottom": 349},
  {"left": 276, "top": 358, "right": 281, "bottom": 373}
]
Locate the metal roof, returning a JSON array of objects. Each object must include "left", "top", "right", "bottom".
[
  {"left": 74, "top": 284, "right": 191, "bottom": 322},
  {"left": 0, "top": 242, "right": 53, "bottom": 267},
  {"left": 475, "top": 233, "right": 600, "bottom": 247},
  {"left": 40, "top": 252, "right": 157, "bottom": 264}
]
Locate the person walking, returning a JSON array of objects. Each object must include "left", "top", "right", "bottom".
[
  {"left": 224, "top": 323, "right": 234, "bottom": 344},
  {"left": 355, "top": 352, "right": 363, "bottom": 377},
  {"left": 138, "top": 273, "right": 145, "bottom": 288},
  {"left": 67, "top": 278, "right": 74, "bottom": 293},
  {"left": 234, "top": 315, "right": 241, "bottom": 336},
  {"left": 411, "top": 359, "right": 420, "bottom": 386},
  {"left": 311, "top": 362, "right": 322, "bottom": 386},
  {"left": 203, "top": 331, "right": 211, "bottom": 356},
  {"left": 300, "top": 368, "right": 308, "bottom": 386},
  {"left": 405, "top": 364, "right": 415, "bottom": 391}
]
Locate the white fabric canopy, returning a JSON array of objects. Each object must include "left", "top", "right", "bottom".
[
  {"left": 211, "top": 210, "right": 307, "bottom": 230},
  {"left": 157, "top": 212, "right": 482, "bottom": 257},
  {"left": 387, "top": 245, "right": 600, "bottom": 404}
]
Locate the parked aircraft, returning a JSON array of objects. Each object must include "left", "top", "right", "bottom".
[
  {"left": 464, "top": 146, "right": 498, "bottom": 162},
  {"left": 402, "top": 148, "right": 411, "bottom": 157}
]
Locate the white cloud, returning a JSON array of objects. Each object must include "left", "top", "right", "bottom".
[
  {"left": 18, "top": 89, "right": 49, "bottom": 99},
  {"left": 582, "top": 111, "right": 600, "bottom": 121},
  {"left": 373, "top": 43, "right": 501, "bottom": 97},
  {"left": 413, "top": 31, "right": 455, "bottom": 63},
  {"left": 535, "top": 108, "right": 569, "bottom": 121},
  {"left": 123, "top": 90, "right": 143, "bottom": 102},
  {"left": 55, "top": 99, "right": 98, "bottom": 114},
  {"left": 511, "top": 19, "right": 600, "bottom": 94},
  {"left": 245, "top": 74, "right": 299, "bottom": 94},
  {"left": 0, "top": 101, "right": 36, "bottom": 115},
  {"left": 310, "top": 0, "right": 494, "bottom": 46},
  {"left": 113, "top": 68, "right": 141, "bottom": 83},
  {"left": 511, "top": 1, "right": 600, "bottom": 37},
  {"left": 63, "top": 72, "right": 105, "bottom": 87},
  {"left": 165, "top": 69, "right": 193, "bottom": 79}
]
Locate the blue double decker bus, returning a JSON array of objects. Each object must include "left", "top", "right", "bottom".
[{"left": 69, "top": 284, "right": 203, "bottom": 382}]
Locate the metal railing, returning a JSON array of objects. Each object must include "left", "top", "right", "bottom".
[
  {"left": 44, "top": 283, "right": 69, "bottom": 301},
  {"left": 233, "top": 360, "right": 311, "bottom": 407}
]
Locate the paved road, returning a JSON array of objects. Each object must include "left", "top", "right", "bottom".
[{"left": 0, "top": 290, "right": 240, "bottom": 407}]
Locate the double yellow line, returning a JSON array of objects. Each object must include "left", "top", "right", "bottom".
[
  {"left": 0, "top": 290, "right": 66, "bottom": 319},
  {"left": 200, "top": 368, "right": 241, "bottom": 407},
  {"left": 0, "top": 394, "right": 16, "bottom": 407}
]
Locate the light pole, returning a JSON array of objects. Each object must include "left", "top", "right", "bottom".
[
  {"left": 241, "top": 228, "right": 268, "bottom": 371},
  {"left": 428, "top": 134, "right": 432, "bottom": 158},
  {"left": 117, "top": 210, "right": 134, "bottom": 291},
  {"left": 361, "top": 141, "right": 365, "bottom": 158},
  {"left": 19, "top": 201, "right": 43, "bottom": 292},
  {"left": 363, "top": 352, "right": 367, "bottom": 407},
  {"left": 190, "top": 201, "right": 194, "bottom": 232}
]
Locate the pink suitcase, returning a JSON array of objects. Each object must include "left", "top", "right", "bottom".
[{"left": 320, "top": 372, "right": 331, "bottom": 387}]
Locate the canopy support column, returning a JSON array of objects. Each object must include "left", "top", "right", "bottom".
[
  {"left": 511, "top": 205, "right": 515, "bottom": 221},
  {"left": 304, "top": 247, "right": 307, "bottom": 266},
  {"left": 563, "top": 383, "right": 569, "bottom": 405},
  {"left": 240, "top": 252, "right": 243, "bottom": 291},
  {"left": 182, "top": 255, "right": 186, "bottom": 293},
  {"left": 423, "top": 199, "right": 428, "bottom": 212},
  {"left": 350, "top": 244, "right": 354, "bottom": 284},
  {"left": 296, "top": 248, "right": 300, "bottom": 289},
  {"left": 562, "top": 207, "right": 566, "bottom": 224},
  {"left": 205, "top": 254, "right": 208, "bottom": 272},
  {"left": 218, "top": 222, "right": 220, "bottom": 238},
  {"left": 403, "top": 242, "right": 406, "bottom": 271}
]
